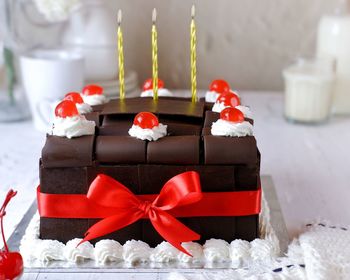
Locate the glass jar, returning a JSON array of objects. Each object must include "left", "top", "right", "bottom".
[{"left": 283, "top": 57, "right": 335, "bottom": 124}]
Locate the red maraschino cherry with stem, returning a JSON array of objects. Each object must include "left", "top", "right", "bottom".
[
  {"left": 133, "top": 112, "right": 159, "bottom": 129},
  {"left": 142, "top": 78, "right": 165, "bottom": 91},
  {"left": 0, "top": 190, "right": 23, "bottom": 279},
  {"left": 216, "top": 92, "right": 241, "bottom": 108},
  {"left": 55, "top": 100, "right": 79, "bottom": 118},
  {"left": 220, "top": 107, "right": 245, "bottom": 123},
  {"left": 64, "top": 92, "right": 84, "bottom": 104},
  {"left": 209, "top": 79, "right": 230, "bottom": 94}
]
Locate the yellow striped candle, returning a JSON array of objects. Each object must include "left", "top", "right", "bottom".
[
  {"left": 117, "top": 9, "right": 125, "bottom": 100},
  {"left": 190, "top": 5, "right": 197, "bottom": 103},
  {"left": 152, "top": 8, "right": 159, "bottom": 101}
]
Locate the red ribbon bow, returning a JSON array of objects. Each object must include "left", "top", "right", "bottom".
[{"left": 79, "top": 171, "right": 202, "bottom": 255}]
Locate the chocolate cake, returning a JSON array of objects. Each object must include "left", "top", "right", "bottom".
[{"left": 39, "top": 96, "right": 260, "bottom": 247}]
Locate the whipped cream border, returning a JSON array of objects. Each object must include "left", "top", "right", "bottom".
[{"left": 20, "top": 194, "right": 279, "bottom": 266}]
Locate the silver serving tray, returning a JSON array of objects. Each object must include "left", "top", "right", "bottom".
[{"left": 8, "top": 176, "right": 289, "bottom": 274}]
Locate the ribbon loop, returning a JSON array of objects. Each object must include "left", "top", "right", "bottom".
[{"left": 81, "top": 171, "right": 202, "bottom": 255}]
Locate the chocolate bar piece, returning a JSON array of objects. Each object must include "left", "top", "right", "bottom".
[
  {"left": 204, "top": 135, "right": 257, "bottom": 164},
  {"left": 41, "top": 135, "right": 94, "bottom": 168},
  {"left": 147, "top": 136, "right": 200, "bottom": 164},
  {"left": 95, "top": 136, "right": 146, "bottom": 164}
]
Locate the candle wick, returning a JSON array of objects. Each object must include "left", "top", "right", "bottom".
[
  {"left": 117, "top": 9, "right": 122, "bottom": 26},
  {"left": 191, "top": 4, "right": 195, "bottom": 19},
  {"left": 152, "top": 8, "right": 157, "bottom": 24}
]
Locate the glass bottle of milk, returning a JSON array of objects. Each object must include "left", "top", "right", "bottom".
[{"left": 317, "top": 0, "right": 350, "bottom": 114}]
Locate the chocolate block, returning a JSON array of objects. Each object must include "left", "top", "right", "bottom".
[
  {"left": 204, "top": 111, "right": 219, "bottom": 127},
  {"left": 92, "top": 104, "right": 105, "bottom": 112},
  {"left": 96, "top": 136, "right": 146, "bottom": 164},
  {"left": 235, "top": 165, "right": 259, "bottom": 190},
  {"left": 187, "top": 165, "right": 235, "bottom": 192},
  {"left": 167, "top": 123, "right": 202, "bottom": 136},
  {"left": 88, "top": 219, "right": 142, "bottom": 244},
  {"left": 147, "top": 136, "right": 200, "bottom": 164},
  {"left": 84, "top": 112, "right": 101, "bottom": 127},
  {"left": 235, "top": 215, "right": 259, "bottom": 240},
  {"left": 41, "top": 135, "right": 94, "bottom": 168},
  {"left": 98, "top": 123, "right": 131, "bottom": 136},
  {"left": 142, "top": 217, "right": 237, "bottom": 246},
  {"left": 97, "top": 165, "right": 139, "bottom": 194},
  {"left": 139, "top": 165, "right": 188, "bottom": 194},
  {"left": 40, "top": 164, "right": 91, "bottom": 194},
  {"left": 102, "top": 114, "right": 133, "bottom": 127},
  {"left": 204, "top": 135, "right": 257, "bottom": 164},
  {"left": 40, "top": 217, "right": 89, "bottom": 243}
]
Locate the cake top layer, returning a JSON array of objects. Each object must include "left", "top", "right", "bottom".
[
  {"left": 42, "top": 97, "right": 257, "bottom": 168},
  {"left": 102, "top": 98, "right": 205, "bottom": 119}
]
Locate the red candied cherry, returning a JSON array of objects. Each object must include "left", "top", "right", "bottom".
[
  {"left": 142, "top": 78, "right": 165, "bottom": 91},
  {"left": 220, "top": 107, "right": 245, "bottom": 123},
  {"left": 55, "top": 100, "right": 79, "bottom": 118},
  {"left": 82, "top": 84, "right": 103, "bottom": 96},
  {"left": 64, "top": 92, "right": 84, "bottom": 104},
  {"left": 133, "top": 112, "right": 159, "bottom": 129},
  {"left": 216, "top": 92, "right": 241, "bottom": 107},
  {"left": 209, "top": 79, "right": 230, "bottom": 93},
  {"left": 0, "top": 190, "right": 23, "bottom": 280}
]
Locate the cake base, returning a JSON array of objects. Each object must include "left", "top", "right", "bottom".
[{"left": 10, "top": 176, "right": 288, "bottom": 271}]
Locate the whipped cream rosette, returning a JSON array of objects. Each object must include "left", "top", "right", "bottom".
[
  {"left": 211, "top": 107, "right": 253, "bottom": 137},
  {"left": 128, "top": 112, "right": 167, "bottom": 141},
  {"left": 140, "top": 78, "right": 173, "bottom": 97},
  {"left": 64, "top": 92, "right": 92, "bottom": 114},
  {"left": 81, "top": 84, "right": 109, "bottom": 106},
  {"left": 51, "top": 100, "right": 95, "bottom": 139}
]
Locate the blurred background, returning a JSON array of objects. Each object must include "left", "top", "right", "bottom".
[{"left": 0, "top": 0, "right": 339, "bottom": 91}]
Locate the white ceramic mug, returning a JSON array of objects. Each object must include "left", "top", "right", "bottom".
[{"left": 20, "top": 49, "right": 84, "bottom": 132}]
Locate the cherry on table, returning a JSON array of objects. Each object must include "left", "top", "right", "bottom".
[
  {"left": 64, "top": 92, "right": 84, "bottom": 104},
  {"left": 82, "top": 84, "right": 103, "bottom": 96},
  {"left": 133, "top": 112, "right": 159, "bottom": 129},
  {"left": 142, "top": 78, "right": 165, "bottom": 91},
  {"left": 220, "top": 107, "right": 245, "bottom": 123},
  {"left": 216, "top": 92, "right": 241, "bottom": 107},
  {"left": 55, "top": 100, "right": 79, "bottom": 118},
  {"left": 209, "top": 79, "right": 230, "bottom": 94},
  {"left": 0, "top": 251, "right": 23, "bottom": 280}
]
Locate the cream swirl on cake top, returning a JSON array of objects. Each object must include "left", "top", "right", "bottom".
[
  {"left": 51, "top": 100, "right": 95, "bottom": 139},
  {"left": 128, "top": 112, "right": 167, "bottom": 141},
  {"left": 81, "top": 84, "right": 109, "bottom": 106},
  {"left": 211, "top": 107, "right": 253, "bottom": 137},
  {"left": 140, "top": 78, "right": 173, "bottom": 97}
]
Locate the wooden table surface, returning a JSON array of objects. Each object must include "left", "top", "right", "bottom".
[{"left": 1, "top": 91, "right": 350, "bottom": 278}]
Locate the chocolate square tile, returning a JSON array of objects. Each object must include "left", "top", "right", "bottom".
[
  {"left": 95, "top": 136, "right": 146, "bottom": 164},
  {"left": 41, "top": 135, "right": 95, "bottom": 168},
  {"left": 147, "top": 136, "right": 200, "bottom": 164}
]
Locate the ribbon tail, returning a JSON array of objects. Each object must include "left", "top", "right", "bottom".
[
  {"left": 78, "top": 209, "right": 143, "bottom": 246},
  {"left": 149, "top": 209, "right": 200, "bottom": 256}
]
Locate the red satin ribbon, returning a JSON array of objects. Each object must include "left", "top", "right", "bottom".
[{"left": 37, "top": 171, "right": 261, "bottom": 255}]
